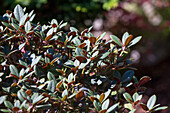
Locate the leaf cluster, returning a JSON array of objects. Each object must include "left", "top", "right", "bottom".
[{"left": 0, "top": 5, "right": 168, "bottom": 113}]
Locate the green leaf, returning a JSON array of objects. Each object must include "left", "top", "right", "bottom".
[
  {"left": 107, "top": 103, "right": 119, "bottom": 112},
  {"left": 128, "top": 36, "right": 142, "bottom": 47},
  {"left": 34, "top": 65, "right": 40, "bottom": 78},
  {"left": 10, "top": 65, "right": 18, "bottom": 77},
  {"left": 122, "top": 32, "right": 129, "bottom": 45},
  {"left": 121, "top": 70, "right": 134, "bottom": 83},
  {"left": 31, "top": 56, "right": 41, "bottom": 67},
  {"left": 96, "top": 32, "right": 106, "bottom": 43},
  {"left": 104, "top": 89, "right": 111, "bottom": 101},
  {"left": 68, "top": 73, "right": 74, "bottom": 83},
  {"left": 14, "top": 4, "right": 24, "bottom": 21},
  {"left": 19, "top": 60, "right": 27, "bottom": 67},
  {"left": 0, "top": 95, "right": 7, "bottom": 104},
  {"left": 11, "top": 23, "right": 20, "bottom": 30},
  {"left": 14, "top": 100, "right": 20, "bottom": 107},
  {"left": 35, "top": 104, "right": 51, "bottom": 109},
  {"left": 100, "top": 51, "right": 110, "bottom": 59},
  {"left": 76, "top": 48, "right": 83, "bottom": 56},
  {"left": 64, "top": 60, "right": 74, "bottom": 66},
  {"left": 33, "top": 95, "right": 44, "bottom": 105},
  {"left": 62, "top": 89, "right": 68, "bottom": 97},
  {"left": 19, "top": 42, "right": 26, "bottom": 50},
  {"left": 59, "top": 22, "right": 67, "bottom": 29},
  {"left": 4, "top": 101, "right": 13, "bottom": 110},
  {"left": 19, "top": 13, "right": 28, "bottom": 26},
  {"left": 19, "top": 68, "right": 25, "bottom": 77},
  {"left": 123, "top": 92, "right": 132, "bottom": 103},
  {"left": 0, "top": 51, "right": 6, "bottom": 57},
  {"left": 17, "top": 90, "right": 27, "bottom": 102},
  {"left": 93, "top": 100, "right": 101, "bottom": 111},
  {"left": 70, "top": 27, "right": 78, "bottom": 32},
  {"left": 29, "top": 14, "right": 35, "bottom": 21},
  {"left": 147, "top": 95, "right": 156, "bottom": 110},
  {"left": 47, "top": 80, "right": 56, "bottom": 92},
  {"left": 102, "top": 99, "right": 109, "bottom": 110},
  {"left": 152, "top": 106, "right": 168, "bottom": 112},
  {"left": 47, "top": 72, "right": 55, "bottom": 81},
  {"left": 132, "top": 92, "right": 142, "bottom": 102},
  {"left": 25, "top": 21, "right": 32, "bottom": 33},
  {"left": 0, "top": 109, "right": 11, "bottom": 112},
  {"left": 110, "top": 35, "right": 122, "bottom": 46},
  {"left": 124, "top": 103, "right": 133, "bottom": 111}
]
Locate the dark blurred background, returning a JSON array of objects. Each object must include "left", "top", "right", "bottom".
[{"left": 0, "top": 0, "right": 170, "bottom": 112}]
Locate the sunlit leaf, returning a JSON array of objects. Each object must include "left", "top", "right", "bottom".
[
  {"left": 110, "top": 35, "right": 122, "bottom": 46},
  {"left": 147, "top": 95, "right": 156, "bottom": 110}
]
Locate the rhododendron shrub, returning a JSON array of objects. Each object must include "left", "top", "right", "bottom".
[{"left": 0, "top": 5, "right": 168, "bottom": 113}]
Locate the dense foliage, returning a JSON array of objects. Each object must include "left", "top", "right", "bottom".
[{"left": 0, "top": 5, "right": 168, "bottom": 112}]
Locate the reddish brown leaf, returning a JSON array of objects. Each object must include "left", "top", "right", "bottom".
[
  {"left": 77, "top": 31, "right": 81, "bottom": 36},
  {"left": 82, "top": 36, "right": 89, "bottom": 40},
  {"left": 139, "top": 103, "right": 149, "bottom": 111},
  {"left": 90, "top": 57, "right": 95, "bottom": 60},
  {"left": 99, "top": 109, "right": 107, "bottom": 113},
  {"left": 61, "top": 95, "right": 67, "bottom": 101},
  {"left": 99, "top": 93, "right": 105, "bottom": 103},
  {"left": 6, "top": 10, "right": 12, "bottom": 15},
  {"left": 79, "top": 43, "right": 86, "bottom": 49},
  {"left": 82, "top": 29, "right": 88, "bottom": 36},
  {"left": 43, "top": 63, "right": 49, "bottom": 69},
  {"left": 75, "top": 56, "right": 86, "bottom": 63},
  {"left": 68, "top": 31, "right": 76, "bottom": 37},
  {"left": 52, "top": 23, "right": 57, "bottom": 28},
  {"left": 125, "top": 35, "right": 133, "bottom": 46},
  {"left": 138, "top": 76, "right": 151, "bottom": 87},
  {"left": 76, "top": 90, "right": 84, "bottom": 100},
  {"left": 25, "top": 90, "right": 32, "bottom": 96},
  {"left": 11, "top": 82, "right": 17, "bottom": 87},
  {"left": 50, "top": 58, "right": 59, "bottom": 65},
  {"left": 10, "top": 74, "right": 19, "bottom": 79},
  {"left": 134, "top": 100, "right": 140, "bottom": 106},
  {"left": 12, "top": 107, "right": 19, "bottom": 112},
  {"left": 45, "top": 34, "right": 53, "bottom": 41},
  {"left": 11, "top": 93, "right": 17, "bottom": 97},
  {"left": 71, "top": 67, "right": 78, "bottom": 73},
  {"left": 56, "top": 80, "right": 63, "bottom": 89},
  {"left": 81, "top": 52, "right": 88, "bottom": 58},
  {"left": 89, "top": 37, "right": 96, "bottom": 44},
  {"left": 89, "top": 96, "right": 97, "bottom": 102},
  {"left": 42, "top": 93, "right": 50, "bottom": 97},
  {"left": 56, "top": 69, "right": 65, "bottom": 75}
]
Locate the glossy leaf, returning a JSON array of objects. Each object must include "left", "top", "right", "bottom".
[
  {"left": 110, "top": 35, "right": 122, "bottom": 46},
  {"left": 123, "top": 92, "right": 132, "bottom": 103},
  {"left": 147, "top": 95, "right": 156, "bottom": 110},
  {"left": 99, "top": 93, "right": 105, "bottom": 103},
  {"left": 122, "top": 32, "right": 129, "bottom": 44},
  {"left": 102, "top": 99, "right": 109, "bottom": 110},
  {"left": 0, "top": 95, "right": 7, "bottom": 104},
  {"left": 107, "top": 103, "right": 119, "bottom": 112},
  {"left": 25, "top": 21, "right": 31, "bottom": 33},
  {"left": 10, "top": 65, "right": 18, "bottom": 77},
  {"left": 121, "top": 70, "right": 134, "bottom": 83},
  {"left": 47, "top": 80, "right": 56, "bottom": 92},
  {"left": 14, "top": 4, "right": 24, "bottom": 21},
  {"left": 4, "top": 101, "right": 13, "bottom": 110},
  {"left": 76, "top": 90, "right": 84, "bottom": 99},
  {"left": 128, "top": 36, "right": 142, "bottom": 47}
]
